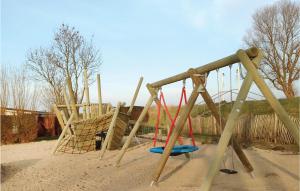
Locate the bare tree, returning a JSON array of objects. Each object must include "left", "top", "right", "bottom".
[
  {"left": 244, "top": 0, "right": 300, "bottom": 98},
  {"left": 27, "top": 24, "right": 101, "bottom": 107},
  {"left": 10, "top": 67, "right": 40, "bottom": 111},
  {"left": 0, "top": 65, "right": 9, "bottom": 110}
]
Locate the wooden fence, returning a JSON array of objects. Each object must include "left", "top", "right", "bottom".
[
  {"left": 139, "top": 112, "right": 299, "bottom": 145},
  {"left": 189, "top": 113, "right": 299, "bottom": 145}
]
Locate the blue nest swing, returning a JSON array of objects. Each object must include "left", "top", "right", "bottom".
[{"left": 149, "top": 145, "right": 199, "bottom": 156}]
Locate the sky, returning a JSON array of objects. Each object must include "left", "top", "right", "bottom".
[{"left": 2, "top": 0, "right": 293, "bottom": 109}]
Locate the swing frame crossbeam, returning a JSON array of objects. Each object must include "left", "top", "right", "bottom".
[{"left": 114, "top": 47, "right": 300, "bottom": 191}]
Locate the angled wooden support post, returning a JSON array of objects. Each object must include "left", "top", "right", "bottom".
[
  {"left": 66, "top": 76, "right": 79, "bottom": 120},
  {"left": 84, "top": 68, "right": 91, "bottom": 119},
  {"left": 100, "top": 102, "right": 121, "bottom": 159},
  {"left": 127, "top": 77, "right": 144, "bottom": 115},
  {"left": 199, "top": 49, "right": 263, "bottom": 191},
  {"left": 151, "top": 69, "right": 202, "bottom": 185},
  {"left": 60, "top": 110, "right": 73, "bottom": 135},
  {"left": 115, "top": 93, "right": 155, "bottom": 166},
  {"left": 238, "top": 50, "right": 300, "bottom": 146},
  {"left": 52, "top": 113, "right": 75, "bottom": 154},
  {"left": 195, "top": 72, "right": 254, "bottom": 173},
  {"left": 62, "top": 87, "right": 71, "bottom": 117},
  {"left": 53, "top": 104, "right": 66, "bottom": 131},
  {"left": 97, "top": 74, "right": 103, "bottom": 116}
]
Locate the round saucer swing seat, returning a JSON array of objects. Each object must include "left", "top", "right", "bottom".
[
  {"left": 149, "top": 145, "right": 199, "bottom": 156},
  {"left": 149, "top": 83, "right": 199, "bottom": 156}
]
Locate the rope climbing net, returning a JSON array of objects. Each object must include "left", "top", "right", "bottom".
[{"left": 56, "top": 111, "right": 114, "bottom": 154}]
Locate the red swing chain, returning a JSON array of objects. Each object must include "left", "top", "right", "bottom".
[
  {"left": 153, "top": 83, "right": 196, "bottom": 147},
  {"left": 161, "top": 90, "right": 184, "bottom": 146},
  {"left": 164, "top": 86, "right": 196, "bottom": 147},
  {"left": 153, "top": 91, "right": 183, "bottom": 146}
]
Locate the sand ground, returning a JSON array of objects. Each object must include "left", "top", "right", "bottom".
[{"left": 1, "top": 139, "right": 299, "bottom": 191}]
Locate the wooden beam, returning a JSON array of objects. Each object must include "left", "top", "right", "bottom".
[
  {"left": 66, "top": 76, "right": 79, "bottom": 119},
  {"left": 106, "top": 103, "right": 112, "bottom": 113},
  {"left": 238, "top": 50, "right": 300, "bottom": 146},
  {"left": 62, "top": 87, "right": 71, "bottom": 116},
  {"left": 115, "top": 95, "right": 154, "bottom": 166},
  {"left": 151, "top": 69, "right": 202, "bottom": 184},
  {"left": 150, "top": 47, "right": 258, "bottom": 88},
  {"left": 127, "top": 77, "right": 143, "bottom": 115},
  {"left": 199, "top": 50, "right": 262, "bottom": 191},
  {"left": 100, "top": 102, "right": 121, "bottom": 159},
  {"left": 60, "top": 110, "right": 72, "bottom": 135},
  {"left": 97, "top": 74, "right": 103, "bottom": 116},
  {"left": 52, "top": 113, "right": 75, "bottom": 154},
  {"left": 52, "top": 104, "right": 65, "bottom": 132},
  {"left": 84, "top": 68, "right": 91, "bottom": 119},
  {"left": 193, "top": 70, "right": 253, "bottom": 173}
]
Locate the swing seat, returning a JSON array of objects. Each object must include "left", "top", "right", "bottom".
[
  {"left": 149, "top": 145, "right": 199, "bottom": 156},
  {"left": 220, "top": 169, "right": 238, "bottom": 174}
]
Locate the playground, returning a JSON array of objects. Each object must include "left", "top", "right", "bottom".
[
  {"left": 1, "top": 140, "right": 299, "bottom": 191},
  {"left": 1, "top": 47, "right": 299, "bottom": 191},
  {"left": 1, "top": 1, "right": 300, "bottom": 190}
]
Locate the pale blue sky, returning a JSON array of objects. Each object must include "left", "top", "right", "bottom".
[{"left": 2, "top": 0, "right": 289, "bottom": 107}]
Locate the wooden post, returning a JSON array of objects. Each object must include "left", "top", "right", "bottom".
[
  {"left": 84, "top": 68, "right": 91, "bottom": 119},
  {"left": 97, "top": 74, "right": 103, "bottom": 116},
  {"left": 151, "top": 70, "right": 202, "bottom": 184},
  {"left": 53, "top": 104, "right": 65, "bottom": 131},
  {"left": 115, "top": 95, "right": 154, "bottom": 166},
  {"left": 100, "top": 102, "right": 121, "bottom": 159},
  {"left": 274, "top": 113, "right": 278, "bottom": 144},
  {"left": 199, "top": 49, "right": 263, "bottom": 191},
  {"left": 66, "top": 76, "right": 79, "bottom": 119},
  {"left": 196, "top": 73, "right": 254, "bottom": 173},
  {"left": 83, "top": 103, "right": 87, "bottom": 119},
  {"left": 106, "top": 103, "right": 111, "bottom": 113},
  {"left": 127, "top": 77, "right": 144, "bottom": 115},
  {"left": 52, "top": 113, "right": 74, "bottom": 154},
  {"left": 62, "top": 87, "right": 71, "bottom": 116},
  {"left": 199, "top": 71, "right": 255, "bottom": 191},
  {"left": 60, "top": 110, "right": 73, "bottom": 135},
  {"left": 238, "top": 50, "right": 299, "bottom": 146}
]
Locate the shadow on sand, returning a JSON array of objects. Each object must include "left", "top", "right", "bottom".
[{"left": 1, "top": 159, "right": 40, "bottom": 183}]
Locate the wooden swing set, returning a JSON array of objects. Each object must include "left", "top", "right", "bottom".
[{"left": 114, "top": 47, "right": 300, "bottom": 191}]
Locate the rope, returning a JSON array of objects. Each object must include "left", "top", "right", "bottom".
[
  {"left": 229, "top": 65, "right": 235, "bottom": 170},
  {"left": 163, "top": 87, "right": 185, "bottom": 146},
  {"left": 152, "top": 81, "right": 196, "bottom": 147}
]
